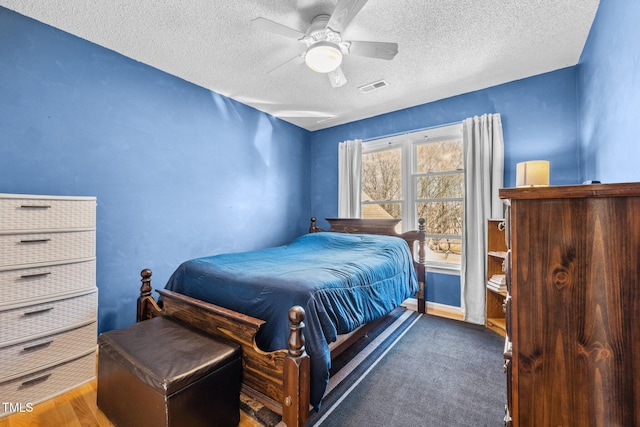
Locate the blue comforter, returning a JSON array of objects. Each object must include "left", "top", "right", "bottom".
[{"left": 164, "top": 232, "right": 418, "bottom": 407}]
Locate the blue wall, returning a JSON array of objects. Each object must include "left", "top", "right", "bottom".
[
  {"left": 577, "top": 0, "right": 640, "bottom": 183},
  {"left": 426, "top": 272, "right": 460, "bottom": 308},
  {"left": 310, "top": 68, "right": 580, "bottom": 306},
  {"left": 0, "top": 8, "right": 311, "bottom": 332}
]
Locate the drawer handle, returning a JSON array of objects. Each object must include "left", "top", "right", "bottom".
[
  {"left": 19, "top": 238, "right": 51, "bottom": 244},
  {"left": 20, "top": 205, "right": 51, "bottom": 209},
  {"left": 22, "top": 340, "right": 54, "bottom": 353},
  {"left": 22, "top": 307, "right": 53, "bottom": 316},
  {"left": 20, "top": 373, "right": 52, "bottom": 389},
  {"left": 20, "top": 272, "right": 51, "bottom": 279}
]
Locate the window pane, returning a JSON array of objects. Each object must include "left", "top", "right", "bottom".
[
  {"left": 361, "top": 123, "right": 463, "bottom": 268},
  {"left": 362, "top": 202, "right": 402, "bottom": 233},
  {"left": 362, "top": 148, "right": 402, "bottom": 203},
  {"left": 416, "top": 139, "right": 463, "bottom": 173},
  {"left": 425, "top": 237, "right": 462, "bottom": 263},
  {"left": 416, "top": 173, "right": 463, "bottom": 199},
  {"left": 417, "top": 201, "right": 463, "bottom": 236},
  {"left": 362, "top": 202, "right": 401, "bottom": 220}
]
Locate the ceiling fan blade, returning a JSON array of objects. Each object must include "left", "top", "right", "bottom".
[
  {"left": 326, "top": 0, "right": 369, "bottom": 33},
  {"left": 251, "top": 17, "right": 305, "bottom": 40},
  {"left": 268, "top": 54, "right": 305, "bottom": 77},
  {"left": 348, "top": 40, "right": 398, "bottom": 60},
  {"left": 327, "top": 67, "right": 347, "bottom": 88}
]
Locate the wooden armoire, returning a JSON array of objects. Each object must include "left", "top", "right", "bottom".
[{"left": 499, "top": 183, "right": 640, "bottom": 427}]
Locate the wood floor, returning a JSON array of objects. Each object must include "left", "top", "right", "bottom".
[
  {"left": 0, "top": 379, "right": 264, "bottom": 427},
  {"left": 0, "top": 380, "right": 112, "bottom": 427}
]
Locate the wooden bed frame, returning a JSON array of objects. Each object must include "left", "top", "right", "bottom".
[{"left": 136, "top": 217, "right": 426, "bottom": 427}]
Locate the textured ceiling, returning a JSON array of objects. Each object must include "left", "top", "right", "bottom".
[{"left": 1, "top": 0, "right": 600, "bottom": 131}]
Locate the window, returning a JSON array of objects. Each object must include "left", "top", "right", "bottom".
[{"left": 361, "top": 123, "right": 463, "bottom": 271}]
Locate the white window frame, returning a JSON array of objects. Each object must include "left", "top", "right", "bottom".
[{"left": 362, "top": 123, "right": 463, "bottom": 275}]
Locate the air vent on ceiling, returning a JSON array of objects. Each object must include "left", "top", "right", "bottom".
[{"left": 358, "top": 79, "right": 389, "bottom": 93}]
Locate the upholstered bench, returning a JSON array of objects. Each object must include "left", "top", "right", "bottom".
[{"left": 97, "top": 315, "right": 242, "bottom": 427}]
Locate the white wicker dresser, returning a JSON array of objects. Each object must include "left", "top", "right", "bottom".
[{"left": 0, "top": 193, "right": 97, "bottom": 417}]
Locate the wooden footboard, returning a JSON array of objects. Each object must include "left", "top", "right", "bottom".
[{"left": 136, "top": 270, "right": 310, "bottom": 427}]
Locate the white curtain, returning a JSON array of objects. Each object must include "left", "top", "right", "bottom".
[
  {"left": 338, "top": 139, "right": 362, "bottom": 218},
  {"left": 461, "top": 114, "right": 504, "bottom": 324}
]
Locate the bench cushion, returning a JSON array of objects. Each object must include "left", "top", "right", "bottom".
[
  {"left": 98, "top": 316, "right": 240, "bottom": 395},
  {"left": 97, "top": 316, "right": 242, "bottom": 427}
]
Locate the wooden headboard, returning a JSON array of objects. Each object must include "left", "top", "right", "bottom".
[
  {"left": 309, "top": 217, "right": 401, "bottom": 234},
  {"left": 326, "top": 217, "right": 401, "bottom": 235}
]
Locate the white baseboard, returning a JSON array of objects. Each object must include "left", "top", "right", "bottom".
[{"left": 402, "top": 298, "right": 464, "bottom": 320}]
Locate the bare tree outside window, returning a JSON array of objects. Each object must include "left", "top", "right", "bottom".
[
  {"left": 416, "top": 139, "right": 463, "bottom": 263},
  {"left": 361, "top": 128, "right": 464, "bottom": 266},
  {"left": 362, "top": 148, "right": 402, "bottom": 220}
]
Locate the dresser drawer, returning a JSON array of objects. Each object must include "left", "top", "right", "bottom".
[
  {"left": 0, "top": 231, "right": 95, "bottom": 268},
  {"left": 0, "top": 290, "right": 97, "bottom": 345},
  {"left": 0, "top": 351, "right": 94, "bottom": 416},
  {"left": 0, "top": 322, "right": 96, "bottom": 381},
  {"left": 0, "top": 195, "right": 95, "bottom": 232},
  {"left": 0, "top": 260, "right": 95, "bottom": 306}
]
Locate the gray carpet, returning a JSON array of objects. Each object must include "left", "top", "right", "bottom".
[
  {"left": 241, "top": 307, "right": 421, "bottom": 426},
  {"left": 313, "top": 314, "right": 506, "bottom": 427}
]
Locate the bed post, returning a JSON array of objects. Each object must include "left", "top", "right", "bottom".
[
  {"left": 309, "top": 217, "right": 323, "bottom": 233},
  {"left": 416, "top": 218, "right": 427, "bottom": 313},
  {"left": 282, "top": 306, "right": 310, "bottom": 427},
  {"left": 137, "top": 268, "right": 162, "bottom": 321}
]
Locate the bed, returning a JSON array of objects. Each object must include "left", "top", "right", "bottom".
[{"left": 136, "top": 217, "right": 426, "bottom": 427}]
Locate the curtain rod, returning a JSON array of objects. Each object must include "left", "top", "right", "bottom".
[{"left": 362, "top": 120, "right": 463, "bottom": 143}]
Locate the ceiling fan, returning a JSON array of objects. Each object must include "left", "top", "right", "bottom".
[{"left": 251, "top": 0, "right": 398, "bottom": 88}]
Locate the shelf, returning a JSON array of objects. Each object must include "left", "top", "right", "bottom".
[
  {"left": 488, "top": 251, "right": 507, "bottom": 258},
  {"left": 487, "top": 317, "right": 506, "bottom": 337},
  {"left": 486, "top": 219, "right": 507, "bottom": 338},
  {"left": 486, "top": 287, "right": 507, "bottom": 297}
]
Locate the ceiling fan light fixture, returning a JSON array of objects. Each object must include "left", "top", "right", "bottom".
[{"left": 305, "top": 42, "right": 342, "bottom": 73}]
